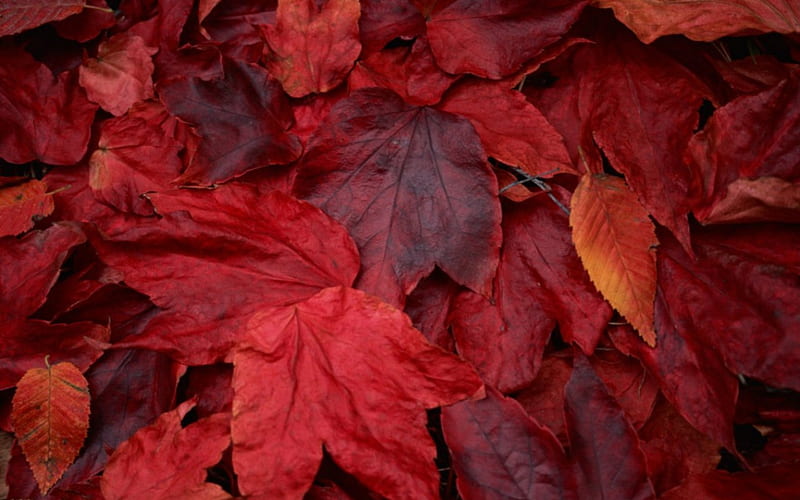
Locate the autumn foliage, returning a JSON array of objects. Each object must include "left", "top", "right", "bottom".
[{"left": 1, "top": 0, "right": 799, "bottom": 498}]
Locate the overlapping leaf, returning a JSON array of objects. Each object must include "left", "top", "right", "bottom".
[
  {"left": 0, "top": 0, "right": 85, "bottom": 36},
  {"left": 295, "top": 88, "right": 501, "bottom": 307},
  {"left": 0, "top": 179, "right": 55, "bottom": 237}
]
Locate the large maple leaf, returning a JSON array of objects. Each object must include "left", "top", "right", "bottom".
[
  {"left": 294, "top": 88, "right": 502, "bottom": 307},
  {"left": 91, "top": 186, "right": 360, "bottom": 364},
  {"left": 233, "top": 286, "right": 482, "bottom": 498}
]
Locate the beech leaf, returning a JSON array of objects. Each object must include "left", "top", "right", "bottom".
[
  {"left": 570, "top": 173, "right": 658, "bottom": 345},
  {"left": 0, "top": 179, "right": 55, "bottom": 237},
  {"left": 11, "top": 360, "right": 90, "bottom": 494}
]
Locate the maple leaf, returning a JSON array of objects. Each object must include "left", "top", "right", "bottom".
[
  {"left": 232, "top": 286, "right": 483, "bottom": 498},
  {"left": 592, "top": 0, "right": 800, "bottom": 42},
  {"left": 79, "top": 33, "right": 158, "bottom": 116},
  {"left": 442, "top": 386, "right": 576, "bottom": 499},
  {"left": 570, "top": 173, "right": 658, "bottom": 346},
  {"left": 159, "top": 57, "right": 302, "bottom": 185},
  {"left": 0, "top": 0, "right": 85, "bottom": 36},
  {"left": 263, "top": 0, "right": 362, "bottom": 97},
  {"left": 0, "top": 179, "right": 55, "bottom": 237},
  {"left": 90, "top": 186, "right": 360, "bottom": 364},
  {"left": 101, "top": 401, "right": 232, "bottom": 500},
  {"left": 294, "top": 88, "right": 502, "bottom": 307},
  {"left": 11, "top": 360, "right": 90, "bottom": 494}
]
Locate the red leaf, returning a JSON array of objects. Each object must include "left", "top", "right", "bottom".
[
  {"left": 442, "top": 386, "right": 576, "bottom": 500},
  {"left": 358, "top": 0, "right": 425, "bottom": 56},
  {"left": 451, "top": 189, "right": 611, "bottom": 391},
  {"left": 101, "top": 401, "right": 232, "bottom": 500},
  {"left": 590, "top": 347, "right": 659, "bottom": 428},
  {"left": 661, "top": 464, "right": 800, "bottom": 500},
  {"left": 565, "top": 355, "right": 656, "bottom": 500},
  {"left": 439, "top": 80, "right": 577, "bottom": 177},
  {"left": 0, "top": 0, "right": 84, "bottom": 36},
  {"left": 639, "top": 397, "right": 720, "bottom": 495},
  {"left": 11, "top": 360, "right": 90, "bottom": 494},
  {"left": 79, "top": 33, "right": 158, "bottom": 116},
  {"left": 593, "top": 0, "right": 800, "bottom": 42},
  {"left": 264, "top": 0, "right": 361, "bottom": 97},
  {"left": 0, "top": 180, "right": 55, "bottom": 237},
  {"left": 88, "top": 112, "right": 183, "bottom": 215},
  {"left": 232, "top": 286, "right": 483, "bottom": 498},
  {"left": 0, "top": 224, "right": 109, "bottom": 390},
  {"left": 571, "top": 27, "right": 710, "bottom": 250},
  {"left": 689, "top": 69, "right": 800, "bottom": 224},
  {"left": 91, "top": 187, "right": 360, "bottom": 365},
  {"left": 294, "top": 88, "right": 501, "bottom": 307},
  {"left": 656, "top": 224, "right": 800, "bottom": 391},
  {"left": 515, "top": 354, "right": 573, "bottom": 444},
  {"left": 159, "top": 58, "right": 302, "bottom": 185},
  {"left": 570, "top": 173, "right": 658, "bottom": 345},
  {"left": 0, "top": 46, "right": 98, "bottom": 166},
  {"left": 425, "top": 0, "right": 588, "bottom": 79}
]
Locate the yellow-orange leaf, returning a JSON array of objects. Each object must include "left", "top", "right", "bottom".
[
  {"left": 570, "top": 173, "right": 657, "bottom": 345},
  {"left": 0, "top": 179, "right": 55, "bottom": 237},
  {"left": 11, "top": 360, "right": 90, "bottom": 494}
]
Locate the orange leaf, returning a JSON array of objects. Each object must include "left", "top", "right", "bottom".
[
  {"left": 0, "top": 179, "right": 55, "bottom": 237},
  {"left": 10, "top": 359, "right": 90, "bottom": 494},
  {"left": 570, "top": 173, "right": 657, "bottom": 346}
]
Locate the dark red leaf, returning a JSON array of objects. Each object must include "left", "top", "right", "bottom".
[
  {"left": 450, "top": 189, "right": 611, "bottom": 391},
  {"left": 0, "top": 46, "right": 97, "bottom": 166},
  {"left": 515, "top": 354, "right": 573, "bottom": 445},
  {"left": 358, "top": 0, "right": 425, "bottom": 56},
  {"left": 426, "top": 0, "right": 588, "bottom": 79},
  {"left": 589, "top": 347, "right": 659, "bottom": 429},
  {"left": 294, "top": 88, "right": 501, "bottom": 307},
  {"left": 159, "top": 57, "right": 301, "bottom": 185},
  {"left": 689, "top": 69, "right": 800, "bottom": 224},
  {"left": 232, "top": 286, "right": 483, "bottom": 498},
  {"left": 442, "top": 386, "right": 576, "bottom": 500},
  {"left": 660, "top": 464, "right": 800, "bottom": 500},
  {"left": 565, "top": 355, "right": 656, "bottom": 500}
]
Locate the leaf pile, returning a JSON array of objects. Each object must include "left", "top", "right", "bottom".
[{"left": 1, "top": 1, "right": 799, "bottom": 498}]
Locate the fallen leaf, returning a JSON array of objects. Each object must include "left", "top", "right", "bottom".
[
  {"left": 570, "top": 173, "right": 658, "bottom": 345},
  {"left": 0, "top": 0, "right": 85, "bottom": 36},
  {"left": 264, "top": 0, "right": 361, "bottom": 97},
  {"left": 101, "top": 401, "right": 232, "bottom": 500},
  {"left": 232, "top": 286, "right": 483, "bottom": 498},
  {"left": 294, "top": 88, "right": 501, "bottom": 307},
  {"left": 11, "top": 360, "right": 90, "bottom": 494},
  {"left": 0, "top": 180, "right": 55, "bottom": 237}
]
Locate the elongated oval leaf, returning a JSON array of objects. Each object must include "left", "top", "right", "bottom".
[
  {"left": 570, "top": 173, "right": 657, "bottom": 345},
  {"left": 11, "top": 360, "right": 90, "bottom": 494}
]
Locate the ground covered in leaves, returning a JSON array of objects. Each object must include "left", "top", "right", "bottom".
[{"left": 1, "top": 0, "right": 799, "bottom": 499}]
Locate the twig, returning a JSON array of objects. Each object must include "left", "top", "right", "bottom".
[{"left": 499, "top": 166, "right": 570, "bottom": 216}]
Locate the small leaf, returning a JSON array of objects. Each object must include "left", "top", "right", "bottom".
[
  {"left": 0, "top": 180, "right": 55, "bottom": 237},
  {"left": 0, "top": 0, "right": 84, "bottom": 37},
  {"left": 570, "top": 173, "right": 657, "bottom": 345},
  {"left": 11, "top": 359, "right": 90, "bottom": 494}
]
